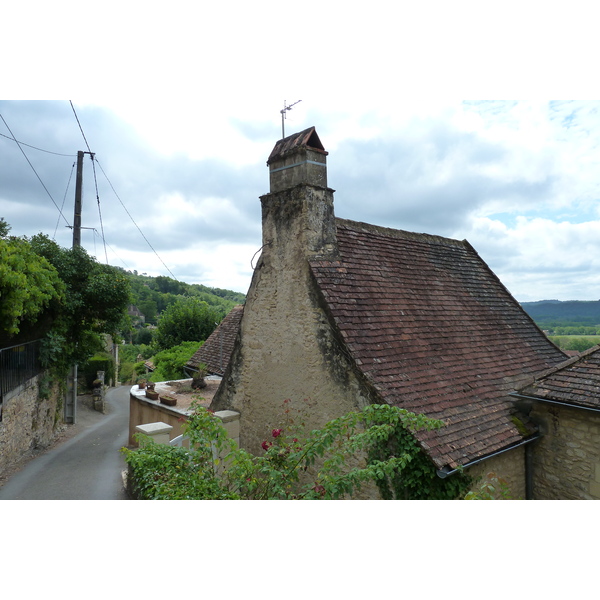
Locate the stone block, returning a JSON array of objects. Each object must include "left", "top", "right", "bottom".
[{"left": 136, "top": 422, "right": 173, "bottom": 445}]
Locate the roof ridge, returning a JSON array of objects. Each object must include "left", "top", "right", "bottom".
[{"left": 335, "top": 217, "right": 468, "bottom": 248}]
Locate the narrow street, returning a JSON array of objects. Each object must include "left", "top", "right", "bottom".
[{"left": 0, "top": 386, "right": 130, "bottom": 500}]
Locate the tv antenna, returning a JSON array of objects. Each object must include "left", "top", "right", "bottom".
[{"left": 280, "top": 99, "right": 302, "bottom": 138}]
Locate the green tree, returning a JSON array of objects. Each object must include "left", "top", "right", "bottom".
[
  {"left": 153, "top": 297, "right": 220, "bottom": 351},
  {"left": 0, "top": 236, "right": 65, "bottom": 344},
  {"left": 28, "top": 233, "right": 131, "bottom": 373}
]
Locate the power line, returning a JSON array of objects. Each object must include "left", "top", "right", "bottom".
[
  {"left": 94, "top": 157, "right": 179, "bottom": 281},
  {"left": 0, "top": 131, "right": 76, "bottom": 157},
  {"left": 0, "top": 112, "right": 70, "bottom": 227},
  {"left": 54, "top": 160, "right": 76, "bottom": 239},
  {"left": 69, "top": 101, "right": 93, "bottom": 154},
  {"left": 68, "top": 102, "right": 108, "bottom": 263}
]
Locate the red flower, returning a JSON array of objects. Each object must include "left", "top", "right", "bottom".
[
  {"left": 272, "top": 428, "right": 283, "bottom": 438},
  {"left": 262, "top": 441, "right": 272, "bottom": 451},
  {"left": 313, "top": 485, "right": 326, "bottom": 496}
]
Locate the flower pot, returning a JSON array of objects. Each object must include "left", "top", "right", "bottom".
[
  {"left": 145, "top": 390, "right": 159, "bottom": 400},
  {"left": 160, "top": 395, "right": 177, "bottom": 407},
  {"left": 138, "top": 381, "right": 146, "bottom": 390}
]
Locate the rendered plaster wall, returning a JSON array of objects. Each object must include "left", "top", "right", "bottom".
[
  {"left": 530, "top": 403, "right": 600, "bottom": 500},
  {"left": 0, "top": 375, "right": 62, "bottom": 476},
  {"left": 211, "top": 184, "right": 376, "bottom": 461},
  {"left": 128, "top": 392, "right": 187, "bottom": 446}
]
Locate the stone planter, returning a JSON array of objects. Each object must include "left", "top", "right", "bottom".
[
  {"left": 160, "top": 395, "right": 177, "bottom": 407},
  {"left": 145, "top": 390, "right": 159, "bottom": 401}
]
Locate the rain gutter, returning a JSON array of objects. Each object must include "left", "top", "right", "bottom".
[
  {"left": 436, "top": 435, "right": 540, "bottom": 481},
  {"left": 509, "top": 391, "right": 600, "bottom": 415}
]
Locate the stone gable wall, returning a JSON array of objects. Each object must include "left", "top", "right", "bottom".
[{"left": 530, "top": 403, "right": 600, "bottom": 499}]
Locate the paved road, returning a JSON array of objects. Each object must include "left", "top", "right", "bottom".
[{"left": 0, "top": 386, "right": 130, "bottom": 500}]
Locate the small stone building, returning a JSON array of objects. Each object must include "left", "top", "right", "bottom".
[
  {"left": 210, "top": 126, "right": 568, "bottom": 498},
  {"left": 512, "top": 345, "right": 600, "bottom": 499}
]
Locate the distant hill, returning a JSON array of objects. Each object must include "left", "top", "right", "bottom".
[
  {"left": 521, "top": 300, "right": 600, "bottom": 328},
  {"left": 122, "top": 270, "right": 245, "bottom": 325}
]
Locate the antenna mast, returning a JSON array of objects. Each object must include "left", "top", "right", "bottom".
[{"left": 280, "top": 99, "right": 302, "bottom": 138}]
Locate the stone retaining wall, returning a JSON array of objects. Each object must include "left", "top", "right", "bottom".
[{"left": 0, "top": 374, "right": 63, "bottom": 476}]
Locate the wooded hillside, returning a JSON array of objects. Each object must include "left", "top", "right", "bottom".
[
  {"left": 124, "top": 270, "right": 245, "bottom": 326},
  {"left": 521, "top": 300, "right": 600, "bottom": 330}
]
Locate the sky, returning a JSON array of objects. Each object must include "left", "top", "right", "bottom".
[{"left": 2, "top": 3, "right": 600, "bottom": 303}]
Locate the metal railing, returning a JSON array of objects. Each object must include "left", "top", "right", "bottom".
[{"left": 0, "top": 339, "right": 42, "bottom": 402}]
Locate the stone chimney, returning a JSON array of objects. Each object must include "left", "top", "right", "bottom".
[
  {"left": 267, "top": 126, "right": 328, "bottom": 192},
  {"left": 260, "top": 126, "right": 337, "bottom": 259}
]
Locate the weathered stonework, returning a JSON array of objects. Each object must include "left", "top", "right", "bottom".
[
  {"left": 211, "top": 184, "right": 374, "bottom": 457},
  {"left": 529, "top": 403, "right": 600, "bottom": 499},
  {"left": 464, "top": 446, "right": 527, "bottom": 499},
  {"left": 0, "top": 374, "right": 63, "bottom": 477}
]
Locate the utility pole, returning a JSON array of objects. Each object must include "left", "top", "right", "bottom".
[
  {"left": 72, "top": 150, "right": 84, "bottom": 248},
  {"left": 65, "top": 150, "right": 85, "bottom": 424}
]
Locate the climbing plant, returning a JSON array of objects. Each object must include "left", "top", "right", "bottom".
[
  {"left": 368, "top": 421, "right": 472, "bottom": 500},
  {"left": 122, "top": 400, "right": 468, "bottom": 500}
]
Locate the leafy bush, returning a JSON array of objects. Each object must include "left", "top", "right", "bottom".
[
  {"left": 149, "top": 340, "right": 202, "bottom": 382},
  {"left": 153, "top": 297, "right": 221, "bottom": 351},
  {"left": 122, "top": 401, "right": 454, "bottom": 500},
  {"left": 80, "top": 352, "right": 115, "bottom": 389}
]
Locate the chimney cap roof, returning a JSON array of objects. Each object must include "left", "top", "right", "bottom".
[{"left": 267, "top": 126, "right": 327, "bottom": 165}]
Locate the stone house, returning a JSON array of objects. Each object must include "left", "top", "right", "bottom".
[
  {"left": 210, "top": 126, "right": 569, "bottom": 499},
  {"left": 512, "top": 345, "right": 600, "bottom": 499}
]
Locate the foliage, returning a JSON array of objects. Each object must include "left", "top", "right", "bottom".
[
  {"left": 27, "top": 233, "right": 131, "bottom": 374},
  {"left": 0, "top": 236, "right": 65, "bottom": 341},
  {"left": 368, "top": 419, "right": 472, "bottom": 499},
  {"left": 124, "top": 271, "right": 244, "bottom": 326},
  {"left": 0, "top": 218, "right": 11, "bottom": 237},
  {"left": 80, "top": 352, "right": 115, "bottom": 389},
  {"left": 464, "top": 472, "right": 513, "bottom": 500},
  {"left": 153, "top": 297, "right": 221, "bottom": 351},
  {"left": 133, "top": 327, "right": 154, "bottom": 345},
  {"left": 122, "top": 401, "right": 450, "bottom": 500},
  {"left": 149, "top": 340, "right": 202, "bottom": 382},
  {"left": 549, "top": 335, "right": 600, "bottom": 353}
]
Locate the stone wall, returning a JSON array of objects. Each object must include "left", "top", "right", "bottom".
[
  {"left": 529, "top": 403, "right": 600, "bottom": 499},
  {"left": 211, "top": 184, "right": 377, "bottom": 458},
  {"left": 463, "top": 446, "right": 527, "bottom": 499},
  {"left": 0, "top": 374, "right": 63, "bottom": 476}
]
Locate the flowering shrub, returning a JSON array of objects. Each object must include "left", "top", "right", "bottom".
[{"left": 122, "top": 399, "right": 465, "bottom": 500}]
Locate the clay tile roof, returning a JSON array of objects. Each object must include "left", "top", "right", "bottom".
[
  {"left": 267, "top": 126, "right": 327, "bottom": 165},
  {"left": 310, "top": 218, "right": 567, "bottom": 470},
  {"left": 517, "top": 344, "right": 600, "bottom": 410},
  {"left": 186, "top": 305, "right": 244, "bottom": 376}
]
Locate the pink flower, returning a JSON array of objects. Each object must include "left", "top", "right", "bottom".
[
  {"left": 272, "top": 428, "right": 283, "bottom": 438},
  {"left": 313, "top": 485, "right": 326, "bottom": 496}
]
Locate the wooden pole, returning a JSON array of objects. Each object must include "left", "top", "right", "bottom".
[{"left": 73, "top": 150, "right": 84, "bottom": 248}]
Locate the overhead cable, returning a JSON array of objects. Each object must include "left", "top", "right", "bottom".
[
  {"left": 94, "top": 157, "right": 179, "bottom": 281},
  {"left": 0, "top": 112, "right": 70, "bottom": 227},
  {"left": 69, "top": 101, "right": 93, "bottom": 154},
  {"left": 69, "top": 101, "right": 108, "bottom": 263},
  {"left": 54, "top": 160, "right": 76, "bottom": 239},
  {"left": 0, "top": 131, "right": 76, "bottom": 157}
]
